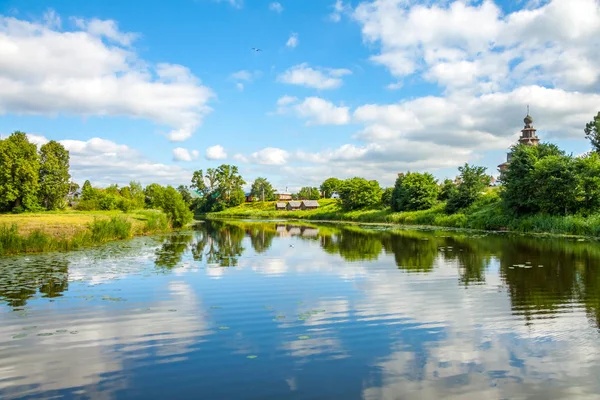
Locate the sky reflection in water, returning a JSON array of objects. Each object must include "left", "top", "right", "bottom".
[{"left": 1, "top": 220, "right": 600, "bottom": 399}]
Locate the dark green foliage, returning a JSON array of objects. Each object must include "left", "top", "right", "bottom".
[
  {"left": 161, "top": 186, "right": 193, "bottom": 228},
  {"left": 191, "top": 165, "right": 246, "bottom": 212},
  {"left": 501, "top": 143, "right": 565, "bottom": 214},
  {"left": 446, "top": 164, "right": 491, "bottom": 213},
  {"left": 585, "top": 111, "right": 600, "bottom": 153},
  {"left": 144, "top": 183, "right": 165, "bottom": 209},
  {"left": 250, "top": 177, "right": 276, "bottom": 201},
  {"left": 438, "top": 179, "right": 457, "bottom": 201},
  {"left": 81, "top": 180, "right": 94, "bottom": 201},
  {"left": 0, "top": 132, "right": 41, "bottom": 211},
  {"left": 381, "top": 187, "right": 394, "bottom": 207},
  {"left": 177, "top": 185, "right": 194, "bottom": 206},
  {"left": 38, "top": 141, "right": 70, "bottom": 210},
  {"left": 532, "top": 155, "right": 579, "bottom": 215},
  {"left": 320, "top": 178, "right": 342, "bottom": 198},
  {"left": 338, "top": 177, "right": 382, "bottom": 211},
  {"left": 298, "top": 187, "right": 321, "bottom": 200},
  {"left": 577, "top": 152, "right": 600, "bottom": 213},
  {"left": 391, "top": 172, "right": 438, "bottom": 212}
]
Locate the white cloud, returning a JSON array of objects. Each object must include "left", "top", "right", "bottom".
[
  {"left": 25, "top": 134, "right": 193, "bottom": 186},
  {"left": 230, "top": 70, "right": 253, "bottom": 81},
  {"left": 215, "top": 0, "right": 243, "bottom": 8},
  {"left": 43, "top": 9, "right": 61, "bottom": 29},
  {"left": 269, "top": 2, "right": 284, "bottom": 13},
  {"left": 173, "top": 147, "right": 199, "bottom": 162},
  {"left": 330, "top": 0, "right": 349, "bottom": 22},
  {"left": 277, "top": 63, "right": 352, "bottom": 89},
  {"left": 278, "top": 96, "right": 351, "bottom": 125},
  {"left": 0, "top": 13, "right": 214, "bottom": 143},
  {"left": 249, "top": 147, "right": 289, "bottom": 165},
  {"left": 205, "top": 144, "right": 227, "bottom": 160},
  {"left": 387, "top": 81, "right": 403, "bottom": 90},
  {"left": 286, "top": 32, "right": 299, "bottom": 48},
  {"left": 236, "top": 82, "right": 244, "bottom": 91}
]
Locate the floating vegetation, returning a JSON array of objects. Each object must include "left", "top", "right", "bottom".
[
  {"left": 102, "top": 296, "right": 126, "bottom": 302},
  {"left": 56, "top": 329, "right": 68, "bottom": 333},
  {"left": 298, "top": 335, "right": 311, "bottom": 340},
  {"left": 275, "top": 315, "right": 286, "bottom": 319},
  {"left": 37, "top": 333, "right": 53, "bottom": 337},
  {"left": 218, "top": 326, "right": 230, "bottom": 330},
  {"left": 246, "top": 355, "right": 258, "bottom": 359},
  {"left": 168, "top": 309, "right": 177, "bottom": 312},
  {"left": 210, "top": 306, "right": 222, "bottom": 309},
  {"left": 22, "top": 326, "right": 37, "bottom": 330},
  {"left": 12, "top": 333, "right": 27, "bottom": 339},
  {"left": 70, "top": 331, "right": 78, "bottom": 335}
]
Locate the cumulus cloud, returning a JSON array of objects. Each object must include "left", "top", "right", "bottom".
[
  {"left": 277, "top": 96, "right": 351, "bottom": 125},
  {"left": 269, "top": 2, "right": 284, "bottom": 13},
  {"left": 248, "top": 147, "right": 289, "bottom": 165},
  {"left": 330, "top": 0, "right": 349, "bottom": 22},
  {"left": 173, "top": 147, "right": 199, "bottom": 162},
  {"left": 286, "top": 32, "right": 299, "bottom": 48},
  {"left": 277, "top": 63, "right": 352, "bottom": 89},
  {"left": 205, "top": 145, "right": 227, "bottom": 160},
  {"left": 230, "top": 70, "right": 260, "bottom": 90},
  {"left": 0, "top": 13, "right": 214, "bottom": 143},
  {"left": 25, "top": 134, "right": 192, "bottom": 186}
]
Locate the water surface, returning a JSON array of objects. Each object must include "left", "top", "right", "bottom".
[{"left": 2, "top": 220, "right": 600, "bottom": 399}]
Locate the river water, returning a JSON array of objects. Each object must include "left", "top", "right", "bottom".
[{"left": 1, "top": 220, "right": 600, "bottom": 399}]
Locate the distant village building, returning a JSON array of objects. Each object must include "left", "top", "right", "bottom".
[
  {"left": 245, "top": 192, "right": 255, "bottom": 202},
  {"left": 275, "top": 191, "right": 292, "bottom": 201},
  {"left": 300, "top": 200, "right": 319, "bottom": 210},
  {"left": 286, "top": 201, "right": 301, "bottom": 211},
  {"left": 330, "top": 192, "right": 340, "bottom": 199},
  {"left": 498, "top": 110, "right": 540, "bottom": 173},
  {"left": 275, "top": 202, "right": 286, "bottom": 210}
]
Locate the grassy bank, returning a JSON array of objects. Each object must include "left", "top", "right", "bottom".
[
  {"left": 205, "top": 194, "right": 600, "bottom": 238},
  {"left": 0, "top": 210, "right": 171, "bottom": 256}
]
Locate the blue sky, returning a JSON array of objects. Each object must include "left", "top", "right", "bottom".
[{"left": 0, "top": 0, "right": 599, "bottom": 191}]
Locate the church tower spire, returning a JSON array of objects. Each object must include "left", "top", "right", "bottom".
[{"left": 497, "top": 108, "right": 541, "bottom": 173}]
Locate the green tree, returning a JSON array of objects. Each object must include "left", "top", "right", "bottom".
[
  {"left": 216, "top": 164, "right": 246, "bottom": 206},
  {"left": 105, "top": 184, "right": 120, "bottom": 196},
  {"left": 577, "top": 152, "right": 600, "bottom": 213},
  {"left": 531, "top": 155, "right": 578, "bottom": 215},
  {"left": 0, "top": 131, "right": 41, "bottom": 211},
  {"left": 145, "top": 183, "right": 165, "bottom": 209},
  {"left": 129, "top": 181, "right": 145, "bottom": 209},
  {"left": 120, "top": 186, "right": 132, "bottom": 199},
  {"left": 162, "top": 186, "right": 194, "bottom": 228},
  {"left": 81, "top": 180, "right": 95, "bottom": 201},
  {"left": 438, "top": 179, "right": 457, "bottom": 201},
  {"left": 338, "top": 177, "right": 382, "bottom": 211},
  {"left": 38, "top": 140, "right": 71, "bottom": 210},
  {"left": 391, "top": 172, "right": 438, "bottom": 212},
  {"left": 320, "top": 178, "right": 342, "bottom": 198},
  {"left": 298, "top": 186, "right": 320, "bottom": 200},
  {"left": 446, "top": 164, "right": 491, "bottom": 213},
  {"left": 250, "top": 177, "right": 276, "bottom": 201},
  {"left": 585, "top": 111, "right": 600, "bottom": 153},
  {"left": 500, "top": 143, "right": 564, "bottom": 214},
  {"left": 177, "top": 185, "right": 193, "bottom": 206},
  {"left": 191, "top": 169, "right": 208, "bottom": 195},
  {"left": 68, "top": 182, "right": 80, "bottom": 195},
  {"left": 381, "top": 187, "right": 394, "bottom": 207}
]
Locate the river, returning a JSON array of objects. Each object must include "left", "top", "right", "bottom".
[{"left": 1, "top": 220, "right": 600, "bottom": 399}]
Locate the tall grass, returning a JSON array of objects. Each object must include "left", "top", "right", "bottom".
[{"left": 0, "top": 213, "right": 171, "bottom": 256}]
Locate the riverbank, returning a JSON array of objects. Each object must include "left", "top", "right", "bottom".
[
  {"left": 205, "top": 196, "right": 600, "bottom": 238},
  {"left": 0, "top": 210, "right": 171, "bottom": 256}
]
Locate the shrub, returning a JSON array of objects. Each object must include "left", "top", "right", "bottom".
[{"left": 391, "top": 172, "right": 438, "bottom": 212}]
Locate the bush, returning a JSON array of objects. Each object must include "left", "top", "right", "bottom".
[
  {"left": 391, "top": 172, "right": 438, "bottom": 212},
  {"left": 446, "top": 164, "right": 491, "bottom": 213},
  {"left": 338, "top": 177, "right": 382, "bottom": 211},
  {"left": 88, "top": 217, "right": 132, "bottom": 241}
]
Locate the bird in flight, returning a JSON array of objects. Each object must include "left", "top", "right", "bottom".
[{"left": 252, "top": 47, "right": 262, "bottom": 52}]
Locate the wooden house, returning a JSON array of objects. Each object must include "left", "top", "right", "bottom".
[
  {"left": 300, "top": 200, "right": 319, "bottom": 210},
  {"left": 245, "top": 192, "right": 255, "bottom": 202},
  {"left": 275, "top": 193, "right": 293, "bottom": 201},
  {"left": 286, "top": 201, "right": 301, "bottom": 211},
  {"left": 275, "top": 202, "right": 286, "bottom": 210}
]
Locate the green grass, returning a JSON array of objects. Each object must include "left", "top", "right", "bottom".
[
  {"left": 0, "top": 209, "right": 172, "bottom": 256},
  {"left": 206, "top": 193, "right": 600, "bottom": 238}
]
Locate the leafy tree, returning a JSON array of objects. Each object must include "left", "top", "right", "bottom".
[
  {"left": 177, "top": 185, "right": 193, "bottom": 206},
  {"left": 105, "top": 184, "right": 120, "bottom": 196},
  {"left": 191, "top": 169, "right": 208, "bottom": 195},
  {"left": 298, "top": 186, "right": 320, "bottom": 200},
  {"left": 320, "top": 178, "right": 342, "bottom": 198},
  {"left": 391, "top": 172, "right": 438, "bottom": 212},
  {"left": 129, "top": 181, "right": 145, "bottom": 209},
  {"left": 338, "top": 177, "right": 382, "bottom": 211},
  {"left": 381, "top": 187, "right": 394, "bottom": 207},
  {"left": 120, "top": 186, "right": 132, "bottom": 199},
  {"left": 162, "top": 186, "right": 193, "bottom": 228},
  {"left": 250, "top": 177, "right": 276, "bottom": 201},
  {"left": 0, "top": 131, "right": 41, "bottom": 211},
  {"left": 438, "top": 179, "right": 457, "bottom": 201},
  {"left": 145, "top": 183, "right": 165, "bottom": 209},
  {"left": 500, "top": 143, "right": 564, "bottom": 214},
  {"left": 446, "top": 164, "right": 491, "bottom": 213},
  {"left": 585, "top": 111, "right": 600, "bottom": 153},
  {"left": 531, "top": 155, "right": 578, "bottom": 215},
  {"left": 68, "top": 182, "right": 80, "bottom": 195},
  {"left": 577, "top": 152, "right": 600, "bottom": 213},
  {"left": 215, "top": 164, "right": 246, "bottom": 206},
  {"left": 81, "top": 180, "right": 95, "bottom": 201},
  {"left": 38, "top": 140, "right": 71, "bottom": 210},
  {"left": 205, "top": 168, "right": 219, "bottom": 192}
]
